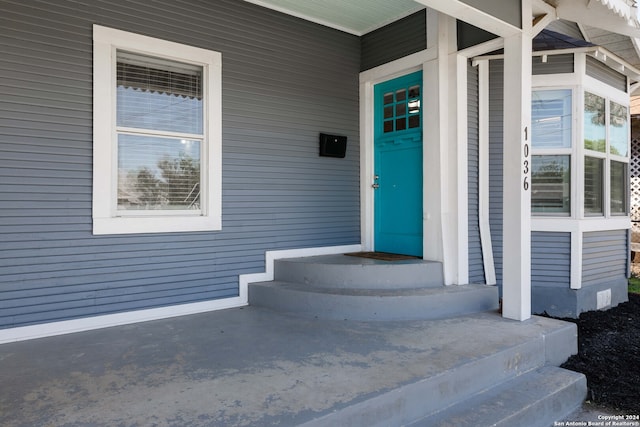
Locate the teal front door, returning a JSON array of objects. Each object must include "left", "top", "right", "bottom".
[{"left": 374, "top": 71, "right": 423, "bottom": 257}]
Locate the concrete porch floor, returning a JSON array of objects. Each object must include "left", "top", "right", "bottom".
[{"left": 0, "top": 306, "right": 582, "bottom": 427}]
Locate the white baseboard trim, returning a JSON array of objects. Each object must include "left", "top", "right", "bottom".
[
  {"left": 238, "top": 244, "right": 362, "bottom": 297},
  {"left": 0, "top": 244, "right": 362, "bottom": 344}
]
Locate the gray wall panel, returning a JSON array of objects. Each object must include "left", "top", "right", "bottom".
[
  {"left": 361, "top": 10, "right": 426, "bottom": 72},
  {"left": 457, "top": 21, "right": 498, "bottom": 51},
  {"left": 460, "top": 0, "right": 521, "bottom": 28},
  {"left": 582, "top": 230, "right": 628, "bottom": 286},
  {"left": 532, "top": 54, "right": 574, "bottom": 75},
  {"left": 467, "top": 61, "right": 485, "bottom": 283},
  {"left": 532, "top": 232, "right": 571, "bottom": 288},
  {"left": 586, "top": 56, "right": 627, "bottom": 92},
  {"left": 0, "top": 0, "right": 361, "bottom": 328}
]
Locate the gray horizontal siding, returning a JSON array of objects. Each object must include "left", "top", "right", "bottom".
[
  {"left": 467, "top": 61, "right": 485, "bottom": 284},
  {"left": 532, "top": 232, "right": 571, "bottom": 288},
  {"left": 532, "top": 54, "right": 574, "bottom": 75},
  {"left": 488, "top": 59, "right": 504, "bottom": 288},
  {"left": 361, "top": 10, "right": 426, "bottom": 72},
  {"left": 582, "top": 230, "right": 628, "bottom": 286},
  {"left": 0, "top": 0, "right": 361, "bottom": 328},
  {"left": 457, "top": 21, "right": 498, "bottom": 51},
  {"left": 461, "top": 0, "right": 521, "bottom": 29},
  {"left": 586, "top": 56, "right": 627, "bottom": 92}
]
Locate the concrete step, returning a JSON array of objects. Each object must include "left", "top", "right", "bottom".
[
  {"left": 409, "top": 366, "right": 587, "bottom": 427},
  {"left": 298, "top": 313, "right": 581, "bottom": 427},
  {"left": 249, "top": 281, "right": 499, "bottom": 321},
  {"left": 274, "top": 254, "right": 444, "bottom": 289}
]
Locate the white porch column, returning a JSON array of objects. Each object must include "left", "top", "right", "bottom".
[
  {"left": 501, "top": 1, "right": 533, "bottom": 321},
  {"left": 424, "top": 12, "right": 465, "bottom": 285}
]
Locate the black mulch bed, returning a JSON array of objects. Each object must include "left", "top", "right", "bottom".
[{"left": 557, "top": 293, "right": 640, "bottom": 413}]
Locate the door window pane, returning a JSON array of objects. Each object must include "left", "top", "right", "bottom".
[
  {"left": 584, "top": 92, "right": 606, "bottom": 152},
  {"left": 610, "top": 161, "right": 628, "bottom": 215},
  {"left": 408, "top": 114, "right": 420, "bottom": 129},
  {"left": 609, "top": 101, "right": 628, "bottom": 156},
  {"left": 584, "top": 156, "right": 604, "bottom": 215},
  {"left": 531, "top": 155, "right": 570, "bottom": 215},
  {"left": 531, "top": 90, "right": 572, "bottom": 149}
]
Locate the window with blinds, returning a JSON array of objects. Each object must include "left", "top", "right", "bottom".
[
  {"left": 92, "top": 25, "right": 221, "bottom": 235},
  {"left": 116, "top": 52, "right": 204, "bottom": 212},
  {"left": 531, "top": 89, "right": 572, "bottom": 216}
]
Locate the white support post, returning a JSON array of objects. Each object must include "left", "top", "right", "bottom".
[
  {"left": 423, "top": 15, "right": 448, "bottom": 267},
  {"left": 424, "top": 12, "right": 460, "bottom": 284},
  {"left": 571, "top": 230, "right": 583, "bottom": 289},
  {"left": 455, "top": 53, "right": 469, "bottom": 285},
  {"left": 501, "top": 1, "right": 533, "bottom": 321}
]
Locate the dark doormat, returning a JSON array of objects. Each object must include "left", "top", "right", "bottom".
[{"left": 344, "top": 251, "right": 421, "bottom": 261}]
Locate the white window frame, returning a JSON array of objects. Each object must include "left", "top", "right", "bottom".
[
  {"left": 581, "top": 78, "right": 630, "bottom": 219},
  {"left": 530, "top": 87, "right": 575, "bottom": 217},
  {"left": 92, "top": 25, "right": 222, "bottom": 235}
]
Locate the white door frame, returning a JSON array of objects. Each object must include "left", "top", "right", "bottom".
[
  {"left": 358, "top": 52, "right": 435, "bottom": 256},
  {"left": 359, "top": 9, "right": 470, "bottom": 285}
]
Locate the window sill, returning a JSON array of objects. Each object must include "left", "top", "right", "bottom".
[{"left": 93, "top": 215, "right": 221, "bottom": 235}]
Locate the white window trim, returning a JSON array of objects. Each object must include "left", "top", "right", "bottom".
[
  {"left": 582, "top": 84, "right": 630, "bottom": 219},
  {"left": 92, "top": 25, "right": 222, "bottom": 235},
  {"left": 530, "top": 85, "right": 577, "bottom": 219}
]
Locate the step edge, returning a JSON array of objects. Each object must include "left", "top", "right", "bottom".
[
  {"left": 411, "top": 366, "right": 587, "bottom": 427},
  {"left": 298, "top": 338, "right": 548, "bottom": 427},
  {"left": 248, "top": 283, "right": 499, "bottom": 321}
]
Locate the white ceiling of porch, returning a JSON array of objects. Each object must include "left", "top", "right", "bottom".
[{"left": 242, "top": 0, "right": 426, "bottom": 35}]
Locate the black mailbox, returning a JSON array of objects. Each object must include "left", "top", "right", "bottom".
[{"left": 319, "top": 133, "right": 347, "bottom": 158}]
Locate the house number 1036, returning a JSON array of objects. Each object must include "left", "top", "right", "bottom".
[{"left": 523, "top": 127, "right": 530, "bottom": 191}]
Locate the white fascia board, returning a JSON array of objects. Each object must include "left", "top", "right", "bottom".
[
  {"left": 460, "top": 37, "right": 505, "bottom": 59},
  {"left": 556, "top": 0, "right": 640, "bottom": 38},
  {"left": 415, "top": 0, "right": 521, "bottom": 37},
  {"left": 596, "top": 0, "right": 636, "bottom": 21},
  {"left": 474, "top": 46, "right": 640, "bottom": 82}
]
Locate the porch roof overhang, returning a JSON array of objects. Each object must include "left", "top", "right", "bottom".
[{"left": 472, "top": 45, "right": 640, "bottom": 83}]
